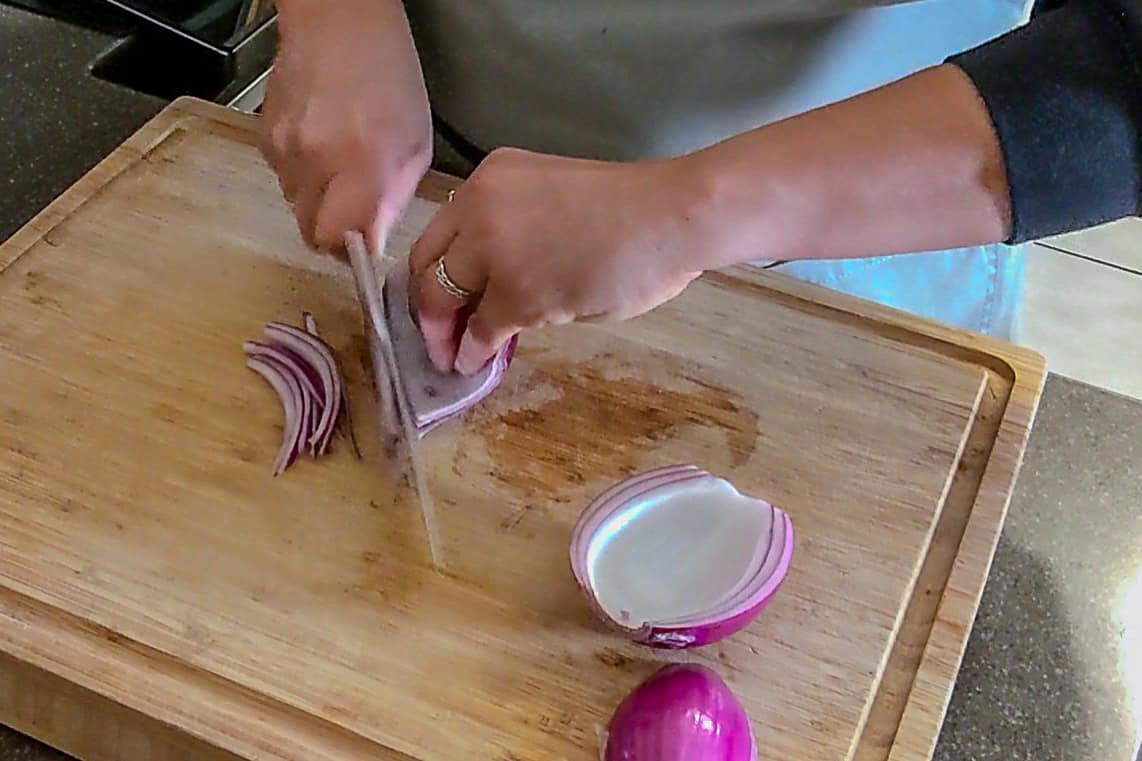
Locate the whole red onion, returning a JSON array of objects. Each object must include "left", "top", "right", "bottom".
[{"left": 604, "top": 664, "right": 757, "bottom": 761}]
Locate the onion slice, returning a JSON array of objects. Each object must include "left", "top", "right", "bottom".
[
  {"left": 381, "top": 262, "right": 516, "bottom": 434},
  {"left": 243, "top": 341, "right": 323, "bottom": 408},
  {"left": 263, "top": 322, "right": 341, "bottom": 452},
  {"left": 604, "top": 664, "right": 757, "bottom": 761},
  {"left": 244, "top": 317, "right": 359, "bottom": 474},
  {"left": 570, "top": 466, "right": 794, "bottom": 649},
  {"left": 246, "top": 357, "right": 304, "bottom": 476},
  {"left": 302, "top": 312, "right": 360, "bottom": 459}
]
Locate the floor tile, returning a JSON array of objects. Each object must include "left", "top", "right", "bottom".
[
  {"left": 1022, "top": 244, "right": 1142, "bottom": 401},
  {"left": 1044, "top": 218, "right": 1142, "bottom": 273}
]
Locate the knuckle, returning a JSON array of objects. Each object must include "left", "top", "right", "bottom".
[{"left": 293, "top": 117, "right": 329, "bottom": 156}]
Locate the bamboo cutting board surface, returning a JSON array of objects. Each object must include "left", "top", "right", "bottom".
[{"left": 0, "top": 99, "right": 1046, "bottom": 761}]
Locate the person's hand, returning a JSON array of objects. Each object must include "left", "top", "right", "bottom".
[
  {"left": 259, "top": 0, "right": 432, "bottom": 252},
  {"left": 409, "top": 148, "right": 714, "bottom": 375}
]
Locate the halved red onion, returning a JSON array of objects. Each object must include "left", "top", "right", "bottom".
[
  {"left": 381, "top": 261, "right": 516, "bottom": 435},
  {"left": 570, "top": 466, "right": 794, "bottom": 649},
  {"left": 604, "top": 664, "right": 756, "bottom": 761},
  {"left": 246, "top": 357, "right": 304, "bottom": 476}
]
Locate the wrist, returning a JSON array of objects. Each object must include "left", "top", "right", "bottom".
[
  {"left": 675, "top": 139, "right": 802, "bottom": 272},
  {"left": 277, "top": 0, "right": 405, "bottom": 42}
]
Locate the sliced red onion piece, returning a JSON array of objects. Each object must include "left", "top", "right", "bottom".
[
  {"left": 381, "top": 262, "right": 516, "bottom": 435},
  {"left": 570, "top": 467, "right": 794, "bottom": 649},
  {"left": 298, "top": 313, "right": 350, "bottom": 456},
  {"left": 264, "top": 322, "right": 341, "bottom": 450},
  {"left": 246, "top": 357, "right": 304, "bottom": 476},
  {"left": 604, "top": 664, "right": 756, "bottom": 761},
  {"left": 243, "top": 341, "right": 323, "bottom": 408},
  {"left": 256, "top": 355, "right": 308, "bottom": 463}
]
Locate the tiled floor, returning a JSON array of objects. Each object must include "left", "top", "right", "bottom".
[{"left": 1024, "top": 218, "right": 1142, "bottom": 401}]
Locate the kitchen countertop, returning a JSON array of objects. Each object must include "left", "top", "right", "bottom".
[
  {"left": 0, "top": 4, "right": 162, "bottom": 241},
  {"left": 2, "top": 6, "right": 1139, "bottom": 760}
]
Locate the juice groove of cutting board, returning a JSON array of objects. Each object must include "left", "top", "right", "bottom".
[{"left": 0, "top": 99, "right": 1046, "bottom": 761}]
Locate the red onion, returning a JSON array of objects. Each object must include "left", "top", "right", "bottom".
[
  {"left": 570, "top": 466, "right": 793, "bottom": 648},
  {"left": 244, "top": 342, "right": 323, "bottom": 409},
  {"left": 243, "top": 318, "right": 350, "bottom": 475},
  {"left": 381, "top": 261, "right": 516, "bottom": 434},
  {"left": 604, "top": 664, "right": 756, "bottom": 761},
  {"left": 263, "top": 322, "right": 342, "bottom": 454}
]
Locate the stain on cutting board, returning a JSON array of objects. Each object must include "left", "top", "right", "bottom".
[{"left": 468, "top": 351, "right": 760, "bottom": 506}]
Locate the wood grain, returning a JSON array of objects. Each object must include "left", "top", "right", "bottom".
[{"left": 0, "top": 99, "right": 1047, "bottom": 760}]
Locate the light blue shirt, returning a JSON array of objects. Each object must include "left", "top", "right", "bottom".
[{"left": 411, "top": 0, "right": 1035, "bottom": 338}]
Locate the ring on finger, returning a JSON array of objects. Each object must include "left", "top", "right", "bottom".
[{"left": 435, "top": 257, "right": 477, "bottom": 301}]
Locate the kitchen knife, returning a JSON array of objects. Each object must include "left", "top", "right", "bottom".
[{"left": 344, "top": 231, "right": 443, "bottom": 568}]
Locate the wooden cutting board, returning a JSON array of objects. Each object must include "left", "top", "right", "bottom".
[{"left": 0, "top": 99, "right": 1046, "bottom": 761}]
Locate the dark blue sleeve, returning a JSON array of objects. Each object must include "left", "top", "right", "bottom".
[{"left": 947, "top": 0, "right": 1141, "bottom": 243}]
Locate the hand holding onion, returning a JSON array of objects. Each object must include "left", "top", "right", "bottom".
[{"left": 408, "top": 148, "right": 711, "bottom": 376}]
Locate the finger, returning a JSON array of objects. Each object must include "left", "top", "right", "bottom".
[
  {"left": 454, "top": 287, "right": 522, "bottom": 376},
  {"left": 313, "top": 174, "right": 373, "bottom": 253},
  {"left": 293, "top": 180, "right": 329, "bottom": 251},
  {"left": 412, "top": 237, "right": 487, "bottom": 372},
  {"left": 408, "top": 200, "right": 460, "bottom": 282}
]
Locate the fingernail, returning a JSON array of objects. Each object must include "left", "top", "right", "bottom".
[{"left": 454, "top": 331, "right": 483, "bottom": 376}]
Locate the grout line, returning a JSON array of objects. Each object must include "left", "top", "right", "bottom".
[{"left": 1034, "top": 241, "right": 1142, "bottom": 277}]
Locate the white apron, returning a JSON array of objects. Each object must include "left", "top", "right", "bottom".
[{"left": 407, "top": 0, "right": 1036, "bottom": 338}]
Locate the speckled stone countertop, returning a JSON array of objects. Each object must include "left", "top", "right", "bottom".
[
  {"left": 0, "top": 5, "right": 162, "bottom": 241},
  {"left": 2, "top": 6, "right": 1140, "bottom": 760}
]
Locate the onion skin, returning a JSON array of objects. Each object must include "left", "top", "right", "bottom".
[{"left": 604, "top": 665, "right": 757, "bottom": 761}]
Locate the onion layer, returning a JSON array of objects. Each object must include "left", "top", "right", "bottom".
[
  {"left": 570, "top": 466, "right": 794, "bottom": 648},
  {"left": 381, "top": 262, "right": 516, "bottom": 434},
  {"left": 604, "top": 664, "right": 756, "bottom": 761}
]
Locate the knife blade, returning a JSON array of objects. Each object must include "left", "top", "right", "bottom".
[{"left": 344, "top": 231, "right": 443, "bottom": 569}]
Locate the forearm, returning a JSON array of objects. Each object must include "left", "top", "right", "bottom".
[
  {"left": 689, "top": 64, "right": 1012, "bottom": 268},
  {"left": 690, "top": 0, "right": 1142, "bottom": 269},
  {"left": 276, "top": 0, "right": 417, "bottom": 49}
]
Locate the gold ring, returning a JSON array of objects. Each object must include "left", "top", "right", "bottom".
[{"left": 434, "top": 257, "right": 475, "bottom": 301}]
